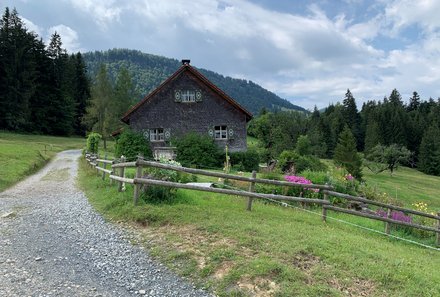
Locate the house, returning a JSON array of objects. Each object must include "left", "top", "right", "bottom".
[{"left": 121, "top": 60, "right": 253, "bottom": 155}]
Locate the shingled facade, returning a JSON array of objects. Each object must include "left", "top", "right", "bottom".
[{"left": 121, "top": 60, "right": 253, "bottom": 153}]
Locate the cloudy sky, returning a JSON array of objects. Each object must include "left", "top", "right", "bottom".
[{"left": 3, "top": 0, "right": 440, "bottom": 110}]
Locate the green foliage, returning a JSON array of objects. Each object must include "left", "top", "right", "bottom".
[
  {"left": 114, "top": 129, "right": 151, "bottom": 160},
  {"left": 366, "top": 144, "right": 411, "bottom": 175},
  {"left": 175, "top": 133, "right": 222, "bottom": 168},
  {"left": 86, "top": 132, "right": 102, "bottom": 154},
  {"left": 0, "top": 7, "right": 90, "bottom": 135},
  {"left": 334, "top": 126, "right": 363, "bottom": 179},
  {"left": 229, "top": 149, "right": 260, "bottom": 172},
  {"left": 278, "top": 150, "right": 327, "bottom": 174},
  {"left": 295, "top": 135, "right": 311, "bottom": 156},
  {"left": 418, "top": 124, "right": 440, "bottom": 176}
]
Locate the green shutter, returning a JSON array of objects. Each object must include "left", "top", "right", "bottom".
[
  {"left": 174, "top": 90, "right": 181, "bottom": 102},
  {"left": 195, "top": 90, "right": 203, "bottom": 102},
  {"left": 143, "top": 130, "right": 150, "bottom": 140},
  {"left": 228, "top": 128, "right": 235, "bottom": 140},
  {"left": 164, "top": 128, "right": 171, "bottom": 140}
]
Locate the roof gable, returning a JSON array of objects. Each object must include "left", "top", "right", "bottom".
[{"left": 121, "top": 64, "right": 253, "bottom": 123}]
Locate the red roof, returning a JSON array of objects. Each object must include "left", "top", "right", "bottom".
[{"left": 121, "top": 64, "right": 253, "bottom": 123}]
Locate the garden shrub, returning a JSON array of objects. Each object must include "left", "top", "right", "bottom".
[
  {"left": 278, "top": 150, "right": 327, "bottom": 173},
  {"left": 230, "top": 148, "right": 260, "bottom": 172},
  {"left": 86, "top": 132, "right": 101, "bottom": 154},
  {"left": 115, "top": 129, "right": 151, "bottom": 160},
  {"left": 141, "top": 159, "right": 184, "bottom": 204},
  {"left": 175, "top": 133, "right": 222, "bottom": 168}
]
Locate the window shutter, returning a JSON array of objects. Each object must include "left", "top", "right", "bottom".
[
  {"left": 164, "top": 128, "right": 171, "bottom": 140},
  {"left": 208, "top": 127, "right": 214, "bottom": 138},
  {"left": 228, "top": 128, "right": 235, "bottom": 140},
  {"left": 149, "top": 129, "right": 154, "bottom": 142},
  {"left": 174, "top": 90, "right": 181, "bottom": 102},
  {"left": 195, "top": 90, "right": 202, "bottom": 102},
  {"left": 143, "top": 130, "right": 150, "bottom": 140}
]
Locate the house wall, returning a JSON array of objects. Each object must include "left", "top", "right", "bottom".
[{"left": 128, "top": 70, "right": 248, "bottom": 152}]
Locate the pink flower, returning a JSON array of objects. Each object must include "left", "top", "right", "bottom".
[{"left": 284, "top": 175, "right": 319, "bottom": 192}]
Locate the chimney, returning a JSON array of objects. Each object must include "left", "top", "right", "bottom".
[{"left": 181, "top": 59, "right": 190, "bottom": 65}]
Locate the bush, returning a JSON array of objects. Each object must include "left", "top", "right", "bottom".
[
  {"left": 115, "top": 129, "right": 151, "bottom": 160},
  {"left": 86, "top": 132, "right": 101, "bottom": 154},
  {"left": 278, "top": 150, "right": 327, "bottom": 173},
  {"left": 230, "top": 149, "right": 260, "bottom": 172},
  {"left": 175, "top": 133, "right": 222, "bottom": 168}
]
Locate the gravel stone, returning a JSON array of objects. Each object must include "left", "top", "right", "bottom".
[{"left": 0, "top": 150, "right": 213, "bottom": 297}]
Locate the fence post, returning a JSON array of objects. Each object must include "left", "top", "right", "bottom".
[
  {"left": 385, "top": 208, "right": 392, "bottom": 234},
  {"left": 133, "top": 155, "right": 143, "bottom": 205},
  {"left": 322, "top": 188, "right": 329, "bottom": 222},
  {"left": 246, "top": 171, "right": 257, "bottom": 211},
  {"left": 436, "top": 212, "right": 440, "bottom": 247},
  {"left": 102, "top": 153, "right": 107, "bottom": 180},
  {"left": 118, "top": 156, "right": 126, "bottom": 192},
  {"left": 110, "top": 159, "right": 115, "bottom": 185}
]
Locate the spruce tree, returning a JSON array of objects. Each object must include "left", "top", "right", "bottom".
[
  {"left": 334, "top": 126, "right": 363, "bottom": 179},
  {"left": 418, "top": 124, "right": 440, "bottom": 176}
]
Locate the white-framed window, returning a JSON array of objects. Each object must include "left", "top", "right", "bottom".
[
  {"left": 150, "top": 128, "right": 164, "bottom": 142},
  {"left": 181, "top": 90, "right": 196, "bottom": 102},
  {"left": 215, "top": 125, "right": 227, "bottom": 140}
]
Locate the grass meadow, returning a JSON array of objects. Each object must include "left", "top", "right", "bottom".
[
  {"left": 79, "top": 158, "right": 440, "bottom": 297},
  {"left": 2, "top": 132, "right": 439, "bottom": 296},
  {"left": 0, "top": 131, "right": 85, "bottom": 191}
]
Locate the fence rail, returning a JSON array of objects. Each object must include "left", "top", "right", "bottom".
[{"left": 85, "top": 153, "right": 440, "bottom": 246}]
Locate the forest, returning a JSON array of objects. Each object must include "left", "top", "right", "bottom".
[
  {"left": 0, "top": 8, "right": 90, "bottom": 136},
  {"left": 249, "top": 89, "right": 440, "bottom": 176}
]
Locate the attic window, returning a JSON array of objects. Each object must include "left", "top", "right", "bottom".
[
  {"left": 175, "top": 90, "right": 202, "bottom": 102},
  {"left": 181, "top": 90, "right": 196, "bottom": 102}
]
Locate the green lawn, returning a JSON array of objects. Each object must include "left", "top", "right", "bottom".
[
  {"left": 364, "top": 166, "right": 440, "bottom": 210},
  {"left": 0, "top": 131, "right": 85, "bottom": 191},
  {"left": 79, "top": 159, "right": 440, "bottom": 297}
]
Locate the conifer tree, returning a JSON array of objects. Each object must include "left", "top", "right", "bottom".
[
  {"left": 334, "top": 126, "right": 363, "bottom": 179},
  {"left": 418, "top": 124, "right": 440, "bottom": 176}
]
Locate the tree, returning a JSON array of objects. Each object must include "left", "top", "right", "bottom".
[
  {"left": 295, "top": 135, "right": 311, "bottom": 156},
  {"left": 83, "top": 64, "right": 113, "bottom": 148},
  {"left": 418, "top": 125, "right": 440, "bottom": 176},
  {"left": 407, "top": 91, "right": 420, "bottom": 112},
  {"left": 366, "top": 144, "right": 410, "bottom": 175},
  {"left": 333, "top": 126, "right": 363, "bottom": 179},
  {"left": 342, "top": 89, "right": 361, "bottom": 149}
]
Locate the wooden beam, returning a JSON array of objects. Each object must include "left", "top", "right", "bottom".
[
  {"left": 324, "top": 205, "right": 440, "bottom": 233},
  {"left": 137, "top": 160, "right": 333, "bottom": 190},
  {"left": 324, "top": 190, "right": 440, "bottom": 220},
  {"left": 133, "top": 177, "right": 330, "bottom": 205}
]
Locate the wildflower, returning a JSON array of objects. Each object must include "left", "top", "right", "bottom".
[
  {"left": 344, "top": 174, "right": 354, "bottom": 181},
  {"left": 284, "top": 175, "right": 319, "bottom": 192}
]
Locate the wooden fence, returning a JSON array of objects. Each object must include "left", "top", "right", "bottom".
[{"left": 85, "top": 153, "right": 440, "bottom": 246}]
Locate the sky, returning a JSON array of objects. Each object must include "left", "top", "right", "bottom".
[{"left": 2, "top": 0, "right": 440, "bottom": 110}]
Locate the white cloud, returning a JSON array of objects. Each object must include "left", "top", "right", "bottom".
[
  {"left": 47, "top": 24, "right": 84, "bottom": 53},
  {"left": 22, "top": 17, "right": 42, "bottom": 36},
  {"left": 47, "top": 0, "right": 440, "bottom": 108}
]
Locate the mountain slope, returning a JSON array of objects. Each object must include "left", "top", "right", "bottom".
[{"left": 82, "top": 49, "right": 306, "bottom": 115}]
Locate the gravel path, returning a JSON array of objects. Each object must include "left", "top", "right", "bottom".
[{"left": 0, "top": 150, "right": 212, "bottom": 297}]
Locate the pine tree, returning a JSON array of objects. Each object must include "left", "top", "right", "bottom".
[
  {"left": 83, "top": 64, "right": 114, "bottom": 149},
  {"left": 418, "top": 124, "right": 440, "bottom": 176},
  {"left": 342, "top": 89, "right": 361, "bottom": 147},
  {"left": 334, "top": 126, "right": 363, "bottom": 179}
]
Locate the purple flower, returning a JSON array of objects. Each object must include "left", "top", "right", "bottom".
[{"left": 376, "top": 209, "right": 412, "bottom": 223}]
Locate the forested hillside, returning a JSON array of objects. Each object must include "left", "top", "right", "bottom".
[{"left": 82, "top": 49, "right": 306, "bottom": 115}]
